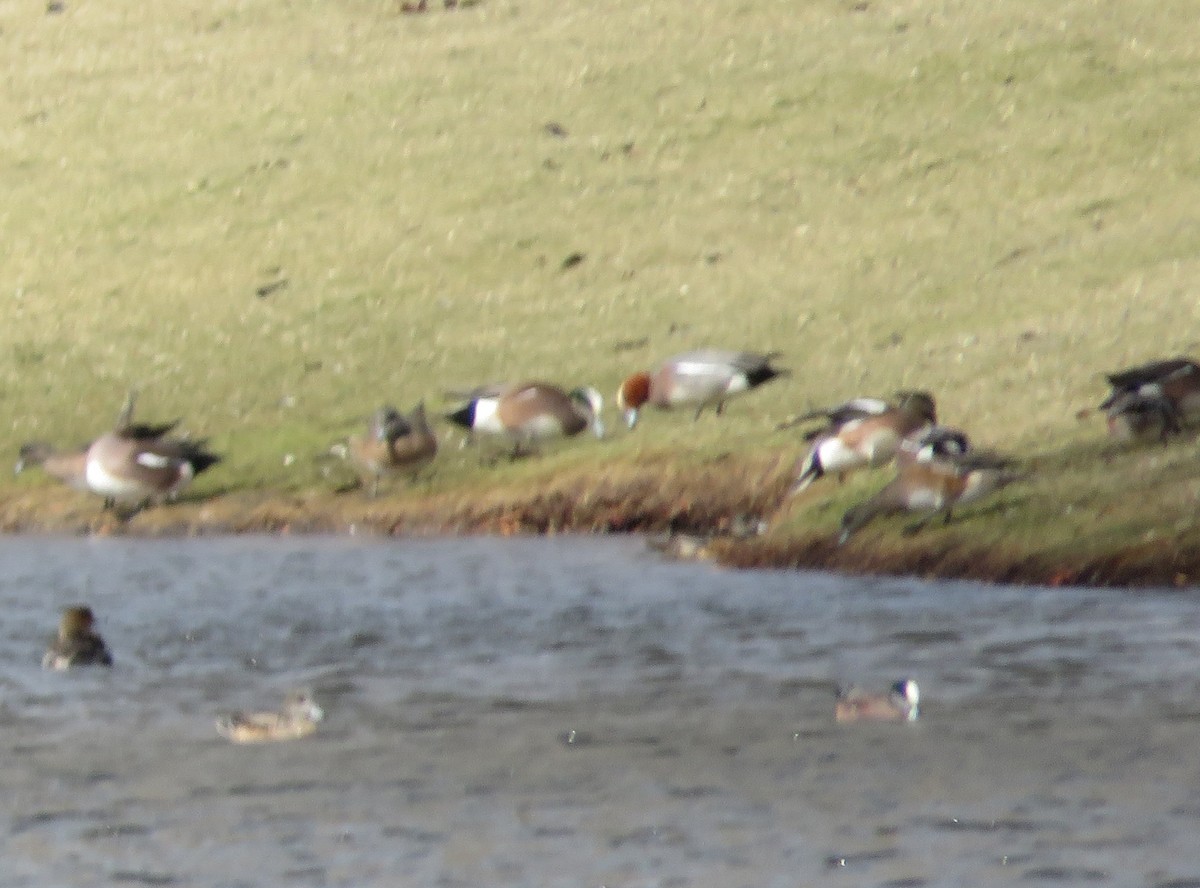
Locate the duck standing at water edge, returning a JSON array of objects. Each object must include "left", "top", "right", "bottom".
[
  {"left": 838, "top": 444, "right": 1024, "bottom": 543},
  {"left": 80, "top": 423, "right": 221, "bottom": 514},
  {"left": 15, "top": 391, "right": 221, "bottom": 516},
  {"left": 616, "top": 350, "right": 787, "bottom": 428},
  {"left": 43, "top": 605, "right": 113, "bottom": 670},
  {"left": 787, "top": 391, "right": 938, "bottom": 495}
]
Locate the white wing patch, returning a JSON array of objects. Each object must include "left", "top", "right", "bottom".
[
  {"left": 136, "top": 452, "right": 173, "bottom": 470},
  {"left": 672, "top": 360, "right": 722, "bottom": 379},
  {"left": 472, "top": 398, "right": 505, "bottom": 435},
  {"left": 843, "top": 397, "right": 889, "bottom": 415}
]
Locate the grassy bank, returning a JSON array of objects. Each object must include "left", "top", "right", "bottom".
[{"left": 4, "top": 0, "right": 1200, "bottom": 585}]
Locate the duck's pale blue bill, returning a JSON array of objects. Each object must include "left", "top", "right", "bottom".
[{"left": 623, "top": 409, "right": 639, "bottom": 430}]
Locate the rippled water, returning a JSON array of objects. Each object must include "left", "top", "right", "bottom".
[{"left": 2, "top": 535, "right": 1200, "bottom": 886}]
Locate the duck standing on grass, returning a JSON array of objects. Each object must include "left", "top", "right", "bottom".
[
  {"left": 445, "top": 381, "right": 604, "bottom": 457},
  {"left": 786, "top": 391, "right": 938, "bottom": 495},
  {"left": 1099, "top": 357, "right": 1200, "bottom": 442},
  {"left": 15, "top": 392, "right": 220, "bottom": 516},
  {"left": 215, "top": 690, "right": 325, "bottom": 743},
  {"left": 347, "top": 402, "right": 438, "bottom": 497},
  {"left": 835, "top": 679, "right": 920, "bottom": 723},
  {"left": 838, "top": 444, "right": 1024, "bottom": 543},
  {"left": 616, "top": 350, "right": 787, "bottom": 429},
  {"left": 43, "top": 605, "right": 113, "bottom": 671},
  {"left": 441, "top": 383, "right": 510, "bottom": 447},
  {"left": 78, "top": 423, "right": 221, "bottom": 515}
]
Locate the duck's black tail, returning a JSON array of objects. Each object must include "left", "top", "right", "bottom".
[
  {"left": 444, "top": 401, "right": 476, "bottom": 430},
  {"left": 789, "top": 451, "right": 823, "bottom": 496}
]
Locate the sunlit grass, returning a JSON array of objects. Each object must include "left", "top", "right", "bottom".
[{"left": 4, "top": 0, "right": 1200, "bottom": 566}]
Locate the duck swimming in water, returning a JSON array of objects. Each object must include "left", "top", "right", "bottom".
[
  {"left": 835, "top": 678, "right": 919, "bottom": 723},
  {"left": 43, "top": 605, "right": 113, "bottom": 671},
  {"left": 215, "top": 690, "right": 325, "bottom": 743}
]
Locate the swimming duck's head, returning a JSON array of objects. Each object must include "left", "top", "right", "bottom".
[
  {"left": 891, "top": 678, "right": 920, "bottom": 718},
  {"left": 60, "top": 605, "right": 97, "bottom": 638}
]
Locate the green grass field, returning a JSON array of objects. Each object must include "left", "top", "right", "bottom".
[{"left": 5, "top": 0, "right": 1200, "bottom": 579}]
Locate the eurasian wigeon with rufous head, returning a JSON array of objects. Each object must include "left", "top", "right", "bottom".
[{"left": 616, "top": 350, "right": 787, "bottom": 429}]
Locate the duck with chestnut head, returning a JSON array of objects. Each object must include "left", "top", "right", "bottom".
[{"left": 616, "top": 350, "right": 786, "bottom": 429}]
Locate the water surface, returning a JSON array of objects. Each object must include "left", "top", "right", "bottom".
[{"left": 1, "top": 535, "right": 1198, "bottom": 887}]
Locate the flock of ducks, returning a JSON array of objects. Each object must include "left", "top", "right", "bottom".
[
  {"left": 13, "top": 352, "right": 1199, "bottom": 546},
  {"left": 26, "top": 353, "right": 1199, "bottom": 729},
  {"left": 41, "top": 601, "right": 914, "bottom": 727}
]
